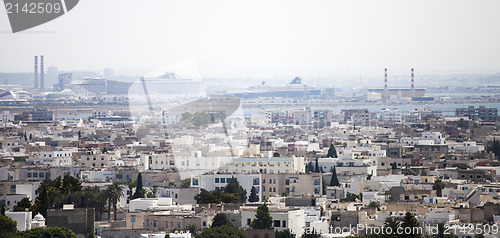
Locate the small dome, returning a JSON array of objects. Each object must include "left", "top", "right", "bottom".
[{"left": 34, "top": 213, "right": 45, "bottom": 221}]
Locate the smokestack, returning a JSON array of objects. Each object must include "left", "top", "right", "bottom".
[
  {"left": 411, "top": 68, "right": 414, "bottom": 98},
  {"left": 34, "top": 56, "right": 38, "bottom": 89},
  {"left": 384, "top": 68, "right": 388, "bottom": 101},
  {"left": 40, "top": 55, "right": 44, "bottom": 89}
]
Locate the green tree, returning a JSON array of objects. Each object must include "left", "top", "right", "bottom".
[
  {"left": 433, "top": 179, "right": 445, "bottom": 197},
  {"left": 132, "top": 173, "right": 145, "bottom": 199},
  {"left": 367, "top": 201, "right": 380, "bottom": 209},
  {"left": 192, "top": 112, "right": 211, "bottom": 127},
  {"left": 305, "top": 162, "right": 314, "bottom": 173},
  {"left": 329, "top": 166, "right": 340, "bottom": 186},
  {"left": 181, "top": 112, "right": 192, "bottom": 122},
  {"left": 146, "top": 187, "right": 158, "bottom": 198},
  {"left": 276, "top": 229, "right": 295, "bottom": 238},
  {"left": 301, "top": 228, "right": 320, "bottom": 238},
  {"left": 248, "top": 186, "right": 259, "bottom": 203},
  {"left": 181, "top": 178, "right": 191, "bottom": 188},
  {"left": 79, "top": 186, "right": 106, "bottom": 221},
  {"left": 105, "top": 182, "right": 124, "bottom": 221},
  {"left": 196, "top": 225, "right": 245, "bottom": 238},
  {"left": 314, "top": 158, "right": 320, "bottom": 173},
  {"left": 0, "top": 203, "right": 5, "bottom": 215},
  {"left": 340, "top": 192, "right": 361, "bottom": 203},
  {"left": 195, "top": 189, "right": 221, "bottom": 204},
  {"left": 123, "top": 178, "right": 137, "bottom": 202},
  {"left": 486, "top": 139, "right": 500, "bottom": 159},
  {"left": 0, "top": 214, "right": 17, "bottom": 238},
  {"left": 224, "top": 177, "right": 247, "bottom": 203},
  {"left": 250, "top": 202, "right": 273, "bottom": 230},
  {"left": 326, "top": 144, "right": 337, "bottom": 158},
  {"left": 401, "top": 212, "right": 420, "bottom": 238},
  {"left": 185, "top": 224, "right": 198, "bottom": 235},
  {"left": 382, "top": 217, "right": 400, "bottom": 238},
  {"left": 17, "top": 226, "right": 77, "bottom": 238},
  {"left": 13, "top": 197, "right": 32, "bottom": 212},
  {"left": 212, "top": 213, "right": 231, "bottom": 228}
]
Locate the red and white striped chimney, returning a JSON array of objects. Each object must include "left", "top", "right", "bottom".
[
  {"left": 384, "top": 68, "right": 388, "bottom": 100},
  {"left": 411, "top": 68, "right": 414, "bottom": 98},
  {"left": 40, "top": 55, "right": 44, "bottom": 89},
  {"left": 34, "top": 56, "right": 38, "bottom": 89}
]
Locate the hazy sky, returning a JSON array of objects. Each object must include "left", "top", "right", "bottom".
[{"left": 1, "top": 0, "right": 500, "bottom": 80}]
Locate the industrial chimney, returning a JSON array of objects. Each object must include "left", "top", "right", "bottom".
[
  {"left": 34, "top": 56, "right": 38, "bottom": 89},
  {"left": 40, "top": 55, "right": 44, "bottom": 89},
  {"left": 411, "top": 68, "right": 414, "bottom": 98},
  {"left": 384, "top": 68, "right": 388, "bottom": 101}
]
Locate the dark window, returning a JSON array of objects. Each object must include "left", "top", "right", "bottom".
[{"left": 274, "top": 220, "right": 281, "bottom": 227}]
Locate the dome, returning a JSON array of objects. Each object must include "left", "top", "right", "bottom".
[{"left": 33, "top": 213, "right": 45, "bottom": 221}]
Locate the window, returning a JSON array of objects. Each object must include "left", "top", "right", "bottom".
[
  {"left": 274, "top": 220, "right": 281, "bottom": 227},
  {"left": 221, "top": 178, "right": 226, "bottom": 183},
  {"left": 33, "top": 173, "right": 38, "bottom": 177},
  {"left": 215, "top": 178, "right": 220, "bottom": 183},
  {"left": 39, "top": 172, "right": 44, "bottom": 177},
  {"left": 247, "top": 219, "right": 251, "bottom": 225},
  {"left": 282, "top": 221, "right": 286, "bottom": 227},
  {"left": 227, "top": 178, "right": 231, "bottom": 183},
  {"left": 27, "top": 172, "right": 32, "bottom": 178}
]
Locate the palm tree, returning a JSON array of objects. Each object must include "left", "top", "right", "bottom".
[
  {"left": 146, "top": 187, "right": 159, "bottom": 198},
  {"left": 433, "top": 179, "right": 445, "bottom": 197},
  {"left": 107, "top": 182, "right": 125, "bottom": 221},
  {"left": 102, "top": 187, "right": 112, "bottom": 220},
  {"left": 123, "top": 178, "right": 137, "bottom": 202}
]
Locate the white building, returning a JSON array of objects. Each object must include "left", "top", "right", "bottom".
[
  {"left": 34, "top": 151, "right": 73, "bottom": 167},
  {"left": 218, "top": 157, "right": 305, "bottom": 174},
  {"left": 380, "top": 108, "right": 402, "bottom": 122},
  {"left": 293, "top": 109, "right": 312, "bottom": 124},
  {"left": 422, "top": 132, "right": 446, "bottom": 145},
  {"left": 241, "top": 206, "right": 305, "bottom": 237},
  {"left": 452, "top": 141, "right": 485, "bottom": 153},
  {"left": 80, "top": 152, "right": 123, "bottom": 168},
  {"left": 129, "top": 197, "right": 192, "bottom": 212},
  {"left": 0, "top": 111, "right": 15, "bottom": 122}
]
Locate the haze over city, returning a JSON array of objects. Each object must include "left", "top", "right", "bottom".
[
  {"left": 1, "top": 1, "right": 500, "bottom": 238},
  {"left": 1, "top": 0, "right": 500, "bottom": 82}
]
